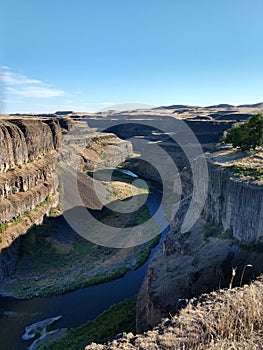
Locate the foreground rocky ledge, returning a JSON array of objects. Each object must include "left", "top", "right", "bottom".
[{"left": 86, "top": 276, "right": 263, "bottom": 350}]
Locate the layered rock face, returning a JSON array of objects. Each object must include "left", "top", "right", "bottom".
[
  {"left": 0, "top": 120, "right": 29, "bottom": 172},
  {"left": 203, "top": 162, "right": 263, "bottom": 243},
  {"left": 82, "top": 133, "right": 133, "bottom": 171},
  {"left": 0, "top": 118, "right": 62, "bottom": 279},
  {"left": 136, "top": 159, "right": 263, "bottom": 333},
  {"left": 0, "top": 119, "right": 59, "bottom": 171},
  {"left": 0, "top": 154, "right": 57, "bottom": 223}
]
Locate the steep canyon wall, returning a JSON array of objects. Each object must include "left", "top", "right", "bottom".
[
  {"left": 137, "top": 158, "right": 263, "bottom": 333},
  {"left": 0, "top": 118, "right": 62, "bottom": 279}
]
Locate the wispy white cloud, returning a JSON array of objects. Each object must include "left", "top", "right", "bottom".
[
  {"left": 7, "top": 86, "right": 66, "bottom": 98},
  {"left": 1, "top": 66, "right": 67, "bottom": 98},
  {"left": 0, "top": 69, "right": 42, "bottom": 85}
]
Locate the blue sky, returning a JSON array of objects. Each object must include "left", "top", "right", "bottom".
[{"left": 1, "top": 0, "right": 263, "bottom": 113}]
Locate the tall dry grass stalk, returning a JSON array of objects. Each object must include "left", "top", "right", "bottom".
[{"left": 171, "top": 277, "right": 263, "bottom": 349}]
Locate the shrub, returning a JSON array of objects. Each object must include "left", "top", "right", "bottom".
[{"left": 223, "top": 113, "right": 263, "bottom": 151}]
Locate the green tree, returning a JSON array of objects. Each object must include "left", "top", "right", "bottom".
[
  {"left": 247, "top": 113, "right": 263, "bottom": 149},
  {"left": 223, "top": 113, "right": 263, "bottom": 151}
]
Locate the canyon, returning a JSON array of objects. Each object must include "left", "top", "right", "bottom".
[{"left": 0, "top": 104, "right": 262, "bottom": 349}]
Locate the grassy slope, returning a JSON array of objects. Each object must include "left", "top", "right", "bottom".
[
  {"left": 38, "top": 297, "right": 136, "bottom": 350},
  {"left": 4, "top": 202, "right": 159, "bottom": 298}
]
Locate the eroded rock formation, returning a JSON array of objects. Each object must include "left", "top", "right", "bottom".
[
  {"left": 82, "top": 133, "right": 133, "bottom": 171},
  {"left": 0, "top": 118, "right": 62, "bottom": 279}
]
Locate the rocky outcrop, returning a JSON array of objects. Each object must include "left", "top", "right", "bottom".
[
  {"left": 82, "top": 133, "right": 133, "bottom": 171},
  {"left": 43, "top": 119, "right": 62, "bottom": 150},
  {"left": 0, "top": 153, "right": 56, "bottom": 201},
  {"left": 178, "top": 161, "right": 263, "bottom": 243},
  {"left": 0, "top": 118, "right": 134, "bottom": 280},
  {"left": 136, "top": 217, "right": 244, "bottom": 333}
]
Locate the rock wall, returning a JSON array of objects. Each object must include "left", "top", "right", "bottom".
[
  {"left": 136, "top": 160, "right": 263, "bottom": 333},
  {"left": 0, "top": 121, "right": 28, "bottom": 172},
  {"left": 203, "top": 162, "right": 263, "bottom": 243},
  {"left": 0, "top": 119, "right": 61, "bottom": 172},
  {"left": 178, "top": 161, "right": 263, "bottom": 243},
  {"left": 0, "top": 118, "right": 61, "bottom": 279},
  {"left": 9, "top": 119, "right": 57, "bottom": 161},
  {"left": 0, "top": 154, "right": 57, "bottom": 223}
]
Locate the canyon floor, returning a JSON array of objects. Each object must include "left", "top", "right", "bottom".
[{"left": 0, "top": 170, "right": 159, "bottom": 299}]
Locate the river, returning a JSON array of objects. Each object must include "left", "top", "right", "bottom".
[{"left": 0, "top": 172, "right": 169, "bottom": 350}]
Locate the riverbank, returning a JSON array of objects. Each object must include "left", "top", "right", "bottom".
[
  {"left": 37, "top": 297, "right": 137, "bottom": 350},
  {"left": 0, "top": 170, "right": 161, "bottom": 299},
  {"left": 0, "top": 166, "right": 167, "bottom": 350},
  {"left": 0, "top": 220, "right": 160, "bottom": 299}
]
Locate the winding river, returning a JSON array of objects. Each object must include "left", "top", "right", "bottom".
[{"left": 0, "top": 172, "right": 169, "bottom": 350}]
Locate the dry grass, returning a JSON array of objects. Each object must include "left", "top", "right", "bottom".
[
  {"left": 86, "top": 277, "right": 263, "bottom": 349},
  {"left": 210, "top": 148, "right": 263, "bottom": 184},
  {"left": 175, "top": 278, "right": 263, "bottom": 349}
]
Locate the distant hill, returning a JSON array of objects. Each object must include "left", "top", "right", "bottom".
[
  {"left": 237, "top": 102, "right": 263, "bottom": 108},
  {"left": 155, "top": 104, "right": 198, "bottom": 110},
  {"left": 55, "top": 111, "right": 74, "bottom": 115},
  {"left": 205, "top": 104, "right": 235, "bottom": 109},
  {"left": 155, "top": 102, "right": 263, "bottom": 111}
]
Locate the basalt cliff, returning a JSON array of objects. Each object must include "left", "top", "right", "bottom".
[
  {"left": 0, "top": 118, "right": 62, "bottom": 279},
  {"left": 136, "top": 151, "right": 263, "bottom": 333}
]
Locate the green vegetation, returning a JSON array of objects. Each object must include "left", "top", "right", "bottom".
[
  {"left": 0, "top": 194, "right": 54, "bottom": 237},
  {"left": 134, "top": 234, "right": 161, "bottom": 269},
  {"left": 10, "top": 211, "right": 30, "bottom": 225},
  {"left": 3, "top": 169, "right": 161, "bottom": 298},
  {"left": 0, "top": 222, "right": 8, "bottom": 234},
  {"left": 11, "top": 223, "right": 121, "bottom": 296},
  {"left": 202, "top": 224, "right": 222, "bottom": 241},
  {"left": 128, "top": 204, "right": 152, "bottom": 226},
  {"left": 228, "top": 164, "right": 263, "bottom": 180},
  {"left": 6, "top": 205, "right": 160, "bottom": 298},
  {"left": 39, "top": 195, "right": 52, "bottom": 207},
  {"left": 38, "top": 297, "right": 137, "bottom": 350},
  {"left": 202, "top": 224, "right": 234, "bottom": 241},
  {"left": 223, "top": 113, "right": 263, "bottom": 151},
  {"left": 7, "top": 267, "right": 131, "bottom": 298},
  {"left": 221, "top": 227, "right": 233, "bottom": 239}
]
